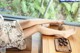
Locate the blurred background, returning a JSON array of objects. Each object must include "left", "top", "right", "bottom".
[{"left": 0, "top": 0, "right": 80, "bottom": 22}]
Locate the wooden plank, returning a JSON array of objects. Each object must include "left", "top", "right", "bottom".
[
  {"left": 42, "top": 25, "right": 80, "bottom": 53},
  {"left": 63, "top": 25, "right": 80, "bottom": 53},
  {"left": 48, "top": 36, "right": 55, "bottom": 53},
  {"left": 42, "top": 35, "right": 49, "bottom": 53}
]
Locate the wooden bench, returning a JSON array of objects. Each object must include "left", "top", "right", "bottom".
[{"left": 42, "top": 25, "right": 80, "bottom": 53}]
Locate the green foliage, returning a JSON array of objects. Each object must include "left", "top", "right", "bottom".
[
  {"left": 0, "top": 0, "right": 8, "bottom": 7},
  {"left": 71, "top": 3, "right": 78, "bottom": 14},
  {"left": 21, "top": 0, "right": 28, "bottom": 14},
  {"left": 0, "top": 0, "right": 80, "bottom": 22},
  {"left": 61, "top": 2, "right": 80, "bottom": 22},
  {"left": 63, "top": 3, "right": 71, "bottom": 12}
]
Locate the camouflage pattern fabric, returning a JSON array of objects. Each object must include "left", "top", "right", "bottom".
[{"left": 0, "top": 20, "right": 26, "bottom": 50}]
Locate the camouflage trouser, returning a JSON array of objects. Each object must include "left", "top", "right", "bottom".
[{"left": 0, "top": 15, "right": 26, "bottom": 50}]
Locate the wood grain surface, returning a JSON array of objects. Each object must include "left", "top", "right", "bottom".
[{"left": 42, "top": 25, "right": 80, "bottom": 53}]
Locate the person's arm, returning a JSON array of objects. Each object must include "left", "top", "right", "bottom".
[{"left": 20, "top": 19, "right": 63, "bottom": 29}]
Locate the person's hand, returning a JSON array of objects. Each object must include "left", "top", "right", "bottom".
[{"left": 62, "top": 29, "right": 76, "bottom": 38}]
